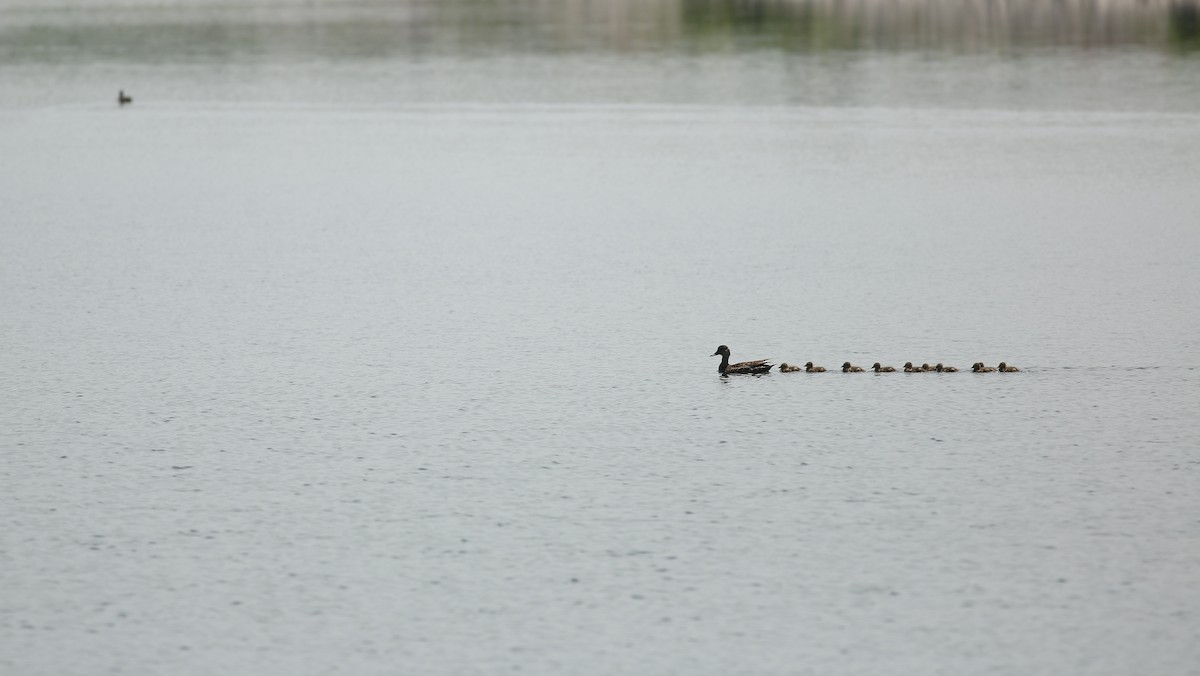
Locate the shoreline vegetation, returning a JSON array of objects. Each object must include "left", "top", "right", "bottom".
[{"left": 1, "top": 0, "right": 1197, "bottom": 63}]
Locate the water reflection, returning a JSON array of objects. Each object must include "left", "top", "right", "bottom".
[
  {"left": 1171, "top": 1, "right": 1200, "bottom": 50},
  {"left": 1, "top": 0, "right": 1198, "bottom": 64},
  {"left": 682, "top": 0, "right": 1200, "bottom": 52}
]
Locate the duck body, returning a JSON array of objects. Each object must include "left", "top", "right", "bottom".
[
  {"left": 872, "top": 362, "right": 896, "bottom": 372},
  {"left": 935, "top": 363, "right": 958, "bottom": 372},
  {"left": 779, "top": 362, "right": 802, "bottom": 373},
  {"left": 713, "top": 345, "right": 773, "bottom": 375},
  {"left": 804, "top": 362, "right": 826, "bottom": 373},
  {"left": 842, "top": 362, "right": 865, "bottom": 372},
  {"left": 998, "top": 362, "right": 1021, "bottom": 372}
]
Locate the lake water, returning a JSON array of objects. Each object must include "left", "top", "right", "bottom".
[{"left": 2, "top": 1, "right": 1199, "bottom": 674}]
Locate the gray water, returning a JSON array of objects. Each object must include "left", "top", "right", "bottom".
[{"left": 2, "top": 1, "right": 1200, "bottom": 674}]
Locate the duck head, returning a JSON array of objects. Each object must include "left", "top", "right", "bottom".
[{"left": 712, "top": 345, "right": 730, "bottom": 358}]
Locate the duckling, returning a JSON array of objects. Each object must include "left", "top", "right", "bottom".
[
  {"left": 779, "top": 362, "right": 802, "bottom": 373},
  {"left": 921, "top": 363, "right": 936, "bottom": 371},
  {"left": 118, "top": 90, "right": 132, "bottom": 106},
  {"left": 935, "top": 363, "right": 958, "bottom": 372},
  {"left": 712, "top": 345, "right": 773, "bottom": 375},
  {"left": 972, "top": 362, "right": 997, "bottom": 373},
  {"left": 903, "top": 362, "right": 923, "bottom": 373},
  {"left": 842, "top": 362, "right": 865, "bottom": 372},
  {"left": 804, "top": 361, "right": 826, "bottom": 373},
  {"left": 872, "top": 362, "right": 896, "bottom": 372},
  {"left": 998, "top": 362, "right": 1021, "bottom": 372}
]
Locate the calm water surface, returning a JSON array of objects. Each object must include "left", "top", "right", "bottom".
[{"left": 2, "top": 1, "right": 1199, "bottom": 674}]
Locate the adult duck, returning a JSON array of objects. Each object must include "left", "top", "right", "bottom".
[
  {"left": 842, "top": 362, "right": 865, "bottom": 372},
  {"left": 118, "top": 90, "right": 132, "bottom": 106},
  {"left": 712, "top": 345, "right": 773, "bottom": 375},
  {"left": 872, "top": 362, "right": 896, "bottom": 372}
]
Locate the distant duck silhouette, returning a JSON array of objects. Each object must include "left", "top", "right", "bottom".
[
  {"left": 903, "top": 362, "right": 924, "bottom": 373},
  {"left": 804, "top": 362, "right": 826, "bottom": 373},
  {"left": 712, "top": 345, "right": 773, "bottom": 375},
  {"left": 921, "top": 363, "right": 935, "bottom": 371},
  {"left": 118, "top": 90, "right": 133, "bottom": 106},
  {"left": 998, "top": 362, "right": 1021, "bottom": 372},
  {"left": 842, "top": 362, "right": 865, "bottom": 372},
  {"left": 972, "top": 362, "right": 997, "bottom": 373},
  {"left": 935, "top": 363, "right": 959, "bottom": 372},
  {"left": 872, "top": 362, "right": 896, "bottom": 372},
  {"left": 779, "top": 362, "right": 802, "bottom": 373}
]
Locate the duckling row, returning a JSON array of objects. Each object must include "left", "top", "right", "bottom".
[
  {"left": 713, "top": 345, "right": 1020, "bottom": 375},
  {"left": 780, "top": 361, "right": 1020, "bottom": 373}
]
